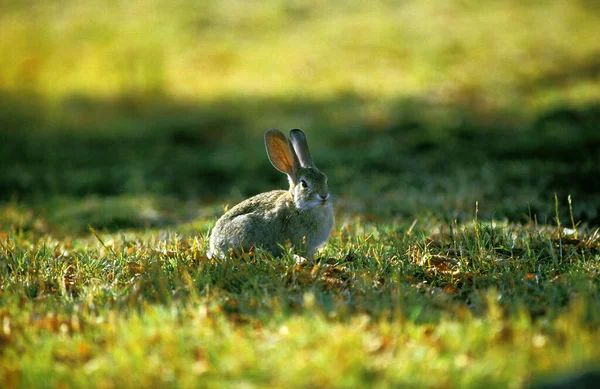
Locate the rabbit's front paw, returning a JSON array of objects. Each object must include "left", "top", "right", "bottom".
[{"left": 293, "top": 254, "right": 309, "bottom": 264}]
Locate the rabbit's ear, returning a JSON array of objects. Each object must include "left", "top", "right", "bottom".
[
  {"left": 265, "top": 129, "right": 299, "bottom": 176},
  {"left": 289, "top": 129, "right": 313, "bottom": 167}
]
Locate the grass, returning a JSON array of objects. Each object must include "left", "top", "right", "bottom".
[
  {"left": 2, "top": 210, "right": 600, "bottom": 388},
  {"left": 2, "top": 0, "right": 600, "bottom": 388},
  {"left": 2, "top": 1, "right": 600, "bottom": 114}
]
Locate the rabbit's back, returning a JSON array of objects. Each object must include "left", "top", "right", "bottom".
[
  {"left": 209, "top": 189, "right": 333, "bottom": 258},
  {"left": 209, "top": 190, "right": 295, "bottom": 256}
]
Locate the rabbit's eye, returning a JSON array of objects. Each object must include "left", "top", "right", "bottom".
[{"left": 300, "top": 180, "right": 308, "bottom": 188}]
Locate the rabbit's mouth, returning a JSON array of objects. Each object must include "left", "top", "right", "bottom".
[
  {"left": 317, "top": 193, "right": 330, "bottom": 203},
  {"left": 295, "top": 196, "right": 331, "bottom": 211},
  {"left": 314, "top": 196, "right": 332, "bottom": 208}
]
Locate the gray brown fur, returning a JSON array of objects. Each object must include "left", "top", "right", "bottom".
[{"left": 209, "top": 129, "right": 334, "bottom": 259}]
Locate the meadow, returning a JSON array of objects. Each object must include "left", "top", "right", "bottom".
[{"left": 1, "top": 1, "right": 600, "bottom": 388}]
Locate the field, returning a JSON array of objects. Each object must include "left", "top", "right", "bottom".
[{"left": 2, "top": 1, "right": 600, "bottom": 388}]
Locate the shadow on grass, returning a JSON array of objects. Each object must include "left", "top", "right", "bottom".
[
  {"left": 1, "top": 90, "right": 599, "bottom": 228},
  {"left": 532, "top": 370, "right": 600, "bottom": 389}
]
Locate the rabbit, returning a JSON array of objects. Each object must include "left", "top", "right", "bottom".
[{"left": 209, "top": 128, "right": 334, "bottom": 260}]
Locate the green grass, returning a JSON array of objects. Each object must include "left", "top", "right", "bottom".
[
  {"left": 2, "top": 211, "right": 600, "bottom": 388},
  {"left": 2, "top": 0, "right": 600, "bottom": 388},
  {"left": 2, "top": 0, "right": 600, "bottom": 116}
]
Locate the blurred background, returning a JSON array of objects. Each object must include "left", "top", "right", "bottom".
[{"left": 1, "top": 0, "right": 599, "bottom": 233}]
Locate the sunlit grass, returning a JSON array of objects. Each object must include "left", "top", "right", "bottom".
[
  {"left": 1, "top": 205, "right": 600, "bottom": 388},
  {"left": 1, "top": 0, "right": 599, "bottom": 120}
]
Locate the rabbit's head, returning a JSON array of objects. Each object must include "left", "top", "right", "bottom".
[{"left": 265, "top": 129, "right": 331, "bottom": 211}]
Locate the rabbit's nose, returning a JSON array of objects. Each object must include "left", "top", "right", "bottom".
[{"left": 317, "top": 193, "right": 329, "bottom": 201}]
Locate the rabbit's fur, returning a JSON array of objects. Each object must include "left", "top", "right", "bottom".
[{"left": 209, "top": 129, "right": 334, "bottom": 259}]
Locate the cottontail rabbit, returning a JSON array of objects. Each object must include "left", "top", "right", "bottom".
[{"left": 209, "top": 129, "right": 334, "bottom": 259}]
